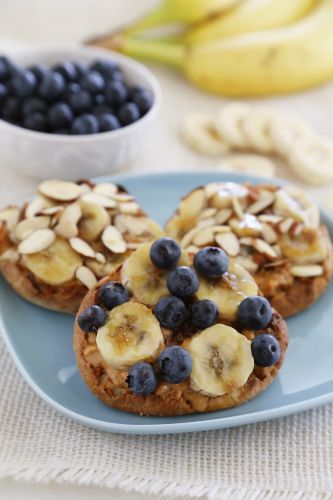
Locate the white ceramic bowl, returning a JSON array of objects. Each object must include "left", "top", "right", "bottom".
[{"left": 0, "top": 45, "right": 161, "bottom": 180}]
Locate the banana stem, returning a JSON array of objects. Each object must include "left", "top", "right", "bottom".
[
  {"left": 124, "top": 6, "right": 172, "bottom": 35},
  {"left": 121, "top": 37, "right": 185, "bottom": 68}
]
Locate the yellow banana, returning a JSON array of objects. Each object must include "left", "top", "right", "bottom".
[
  {"left": 185, "top": 0, "right": 317, "bottom": 43},
  {"left": 93, "top": 0, "right": 333, "bottom": 97}
]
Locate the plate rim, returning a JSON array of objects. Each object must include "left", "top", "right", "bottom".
[{"left": 1, "top": 170, "right": 333, "bottom": 434}]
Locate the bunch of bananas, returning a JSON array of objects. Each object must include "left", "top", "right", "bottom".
[{"left": 88, "top": 0, "right": 333, "bottom": 96}]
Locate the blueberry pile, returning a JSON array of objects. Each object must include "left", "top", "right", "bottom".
[
  {"left": 77, "top": 238, "right": 281, "bottom": 398},
  {"left": 0, "top": 55, "right": 154, "bottom": 134}
]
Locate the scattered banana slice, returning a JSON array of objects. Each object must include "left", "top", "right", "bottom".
[
  {"left": 241, "top": 108, "right": 276, "bottom": 154},
  {"left": 269, "top": 114, "right": 312, "bottom": 156},
  {"left": 218, "top": 154, "right": 276, "bottom": 178},
  {"left": 96, "top": 302, "right": 164, "bottom": 370},
  {"left": 181, "top": 113, "right": 229, "bottom": 156},
  {"left": 188, "top": 324, "right": 254, "bottom": 397},
  {"left": 288, "top": 136, "right": 333, "bottom": 185},
  {"left": 79, "top": 201, "right": 110, "bottom": 241},
  {"left": 215, "top": 102, "right": 250, "bottom": 149},
  {"left": 121, "top": 242, "right": 189, "bottom": 306},
  {"left": 195, "top": 260, "right": 258, "bottom": 321},
  {"left": 22, "top": 238, "right": 82, "bottom": 285}
]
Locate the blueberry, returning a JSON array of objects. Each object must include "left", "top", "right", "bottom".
[
  {"left": 77, "top": 304, "right": 107, "bottom": 333},
  {"left": 251, "top": 333, "right": 280, "bottom": 367},
  {"left": 189, "top": 299, "right": 218, "bottom": 330},
  {"left": 93, "top": 104, "right": 113, "bottom": 116},
  {"left": 28, "top": 64, "right": 48, "bottom": 83},
  {"left": 94, "top": 93, "right": 106, "bottom": 105},
  {"left": 0, "top": 56, "right": 10, "bottom": 81},
  {"left": 1, "top": 96, "right": 22, "bottom": 121},
  {"left": 71, "top": 113, "right": 99, "bottom": 134},
  {"left": 66, "top": 82, "right": 81, "bottom": 95},
  {"left": 118, "top": 102, "right": 140, "bottom": 126},
  {"left": 167, "top": 266, "right": 199, "bottom": 299},
  {"left": 73, "top": 61, "right": 89, "bottom": 78},
  {"left": 157, "top": 346, "right": 192, "bottom": 384},
  {"left": 47, "top": 102, "right": 74, "bottom": 129},
  {"left": 154, "top": 296, "right": 186, "bottom": 330},
  {"left": 81, "top": 71, "right": 105, "bottom": 94},
  {"left": 53, "top": 62, "right": 78, "bottom": 82},
  {"left": 23, "top": 112, "right": 47, "bottom": 132},
  {"left": 133, "top": 89, "right": 153, "bottom": 115},
  {"left": 105, "top": 81, "right": 128, "bottom": 107},
  {"left": 39, "top": 71, "right": 65, "bottom": 101},
  {"left": 98, "top": 281, "right": 129, "bottom": 310},
  {"left": 97, "top": 112, "right": 121, "bottom": 132},
  {"left": 193, "top": 246, "right": 229, "bottom": 279},
  {"left": 237, "top": 296, "right": 272, "bottom": 330},
  {"left": 22, "top": 97, "right": 47, "bottom": 115},
  {"left": 68, "top": 90, "right": 92, "bottom": 114},
  {"left": 128, "top": 85, "right": 146, "bottom": 100},
  {"left": 11, "top": 70, "right": 37, "bottom": 97},
  {"left": 91, "top": 59, "right": 120, "bottom": 79},
  {"left": 0, "top": 83, "right": 8, "bottom": 101},
  {"left": 127, "top": 362, "right": 157, "bottom": 396},
  {"left": 109, "top": 69, "right": 125, "bottom": 83},
  {"left": 150, "top": 237, "right": 181, "bottom": 270}
]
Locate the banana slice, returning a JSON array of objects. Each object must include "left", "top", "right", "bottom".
[
  {"left": 195, "top": 260, "right": 258, "bottom": 321},
  {"left": 181, "top": 113, "right": 229, "bottom": 156},
  {"left": 288, "top": 135, "right": 333, "bottom": 185},
  {"left": 22, "top": 238, "right": 82, "bottom": 286},
  {"left": 79, "top": 200, "right": 110, "bottom": 241},
  {"left": 121, "top": 242, "right": 190, "bottom": 306},
  {"left": 210, "top": 182, "right": 249, "bottom": 209},
  {"left": 96, "top": 302, "right": 164, "bottom": 369},
  {"left": 269, "top": 114, "right": 312, "bottom": 156},
  {"left": 215, "top": 103, "right": 251, "bottom": 149},
  {"left": 273, "top": 187, "right": 320, "bottom": 229},
  {"left": 218, "top": 154, "right": 276, "bottom": 178},
  {"left": 280, "top": 232, "right": 328, "bottom": 265},
  {"left": 241, "top": 108, "right": 276, "bottom": 153},
  {"left": 187, "top": 324, "right": 254, "bottom": 397}
]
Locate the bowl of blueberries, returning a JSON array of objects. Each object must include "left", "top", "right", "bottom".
[{"left": 0, "top": 45, "right": 161, "bottom": 180}]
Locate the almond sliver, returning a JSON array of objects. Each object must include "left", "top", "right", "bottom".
[
  {"left": 81, "top": 192, "right": 117, "bottom": 208},
  {"left": 215, "top": 232, "right": 240, "bottom": 257},
  {"left": 69, "top": 237, "right": 96, "bottom": 258},
  {"left": 290, "top": 265, "right": 323, "bottom": 277},
  {"left": 102, "top": 225, "right": 127, "bottom": 253},
  {"left": 76, "top": 266, "right": 97, "bottom": 289},
  {"left": 25, "top": 198, "right": 46, "bottom": 219},
  {"left": 0, "top": 248, "right": 19, "bottom": 262},
  {"left": 18, "top": 229, "right": 55, "bottom": 255},
  {"left": 247, "top": 193, "right": 275, "bottom": 215},
  {"left": 38, "top": 180, "right": 81, "bottom": 201},
  {"left": 94, "top": 183, "right": 118, "bottom": 198},
  {"left": 110, "top": 192, "right": 135, "bottom": 202},
  {"left": 118, "top": 202, "right": 140, "bottom": 214},
  {"left": 15, "top": 216, "right": 51, "bottom": 241},
  {"left": 0, "top": 207, "right": 20, "bottom": 227},
  {"left": 253, "top": 238, "right": 278, "bottom": 259}
]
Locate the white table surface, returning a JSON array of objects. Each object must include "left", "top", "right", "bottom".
[{"left": 1, "top": 1, "right": 333, "bottom": 498}]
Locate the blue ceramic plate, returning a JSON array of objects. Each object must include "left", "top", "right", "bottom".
[{"left": 1, "top": 172, "right": 333, "bottom": 435}]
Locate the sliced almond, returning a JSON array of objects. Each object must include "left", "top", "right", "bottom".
[
  {"left": 231, "top": 197, "right": 244, "bottom": 219},
  {"left": 179, "top": 189, "right": 206, "bottom": 219},
  {"left": 15, "top": 216, "right": 51, "bottom": 241},
  {"left": 80, "top": 192, "right": 117, "bottom": 209},
  {"left": 110, "top": 192, "right": 135, "bottom": 202},
  {"left": 113, "top": 214, "right": 149, "bottom": 236},
  {"left": 69, "top": 237, "right": 96, "bottom": 258},
  {"left": 252, "top": 239, "right": 278, "bottom": 259},
  {"left": 193, "top": 225, "right": 231, "bottom": 247},
  {"left": 290, "top": 265, "right": 323, "bottom": 278},
  {"left": 258, "top": 214, "right": 283, "bottom": 224},
  {"left": 215, "top": 208, "right": 233, "bottom": 225},
  {"left": 38, "top": 180, "right": 81, "bottom": 202},
  {"left": 18, "top": 229, "right": 55, "bottom": 255},
  {"left": 199, "top": 208, "right": 217, "bottom": 220},
  {"left": 180, "top": 227, "right": 202, "bottom": 248},
  {"left": 235, "top": 255, "right": 259, "bottom": 274},
  {"left": 240, "top": 237, "right": 255, "bottom": 247},
  {"left": 263, "top": 259, "right": 288, "bottom": 269},
  {"left": 273, "top": 244, "right": 282, "bottom": 258},
  {"left": 55, "top": 203, "right": 82, "bottom": 239},
  {"left": 247, "top": 192, "right": 275, "bottom": 215},
  {"left": 278, "top": 218, "right": 294, "bottom": 234},
  {"left": 186, "top": 244, "right": 200, "bottom": 254},
  {"left": 102, "top": 225, "right": 127, "bottom": 253},
  {"left": 75, "top": 265, "right": 97, "bottom": 289},
  {"left": 215, "top": 232, "right": 240, "bottom": 257},
  {"left": 95, "top": 252, "right": 106, "bottom": 264},
  {"left": 204, "top": 183, "right": 220, "bottom": 199},
  {"left": 261, "top": 223, "right": 278, "bottom": 244},
  {"left": 0, "top": 248, "right": 19, "bottom": 262},
  {"left": 25, "top": 198, "right": 46, "bottom": 219},
  {"left": 126, "top": 242, "right": 142, "bottom": 250},
  {"left": 93, "top": 183, "right": 118, "bottom": 198},
  {"left": 118, "top": 202, "right": 140, "bottom": 214},
  {"left": 229, "top": 215, "right": 262, "bottom": 237},
  {"left": 78, "top": 183, "right": 92, "bottom": 196},
  {"left": 196, "top": 217, "right": 216, "bottom": 229},
  {"left": 0, "top": 207, "right": 20, "bottom": 228},
  {"left": 291, "top": 223, "right": 304, "bottom": 237},
  {"left": 40, "top": 206, "right": 64, "bottom": 216}
]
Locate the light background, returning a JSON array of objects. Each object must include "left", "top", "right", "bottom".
[{"left": 0, "top": 1, "right": 332, "bottom": 498}]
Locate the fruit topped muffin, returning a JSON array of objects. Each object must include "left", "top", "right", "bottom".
[
  {"left": 0, "top": 179, "right": 163, "bottom": 313},
  {"left": 166, "top": 182, "right": 333, "bottom": 317},
  {"left": 74, "top": 238, "right": 288, "bottom": 416}
]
